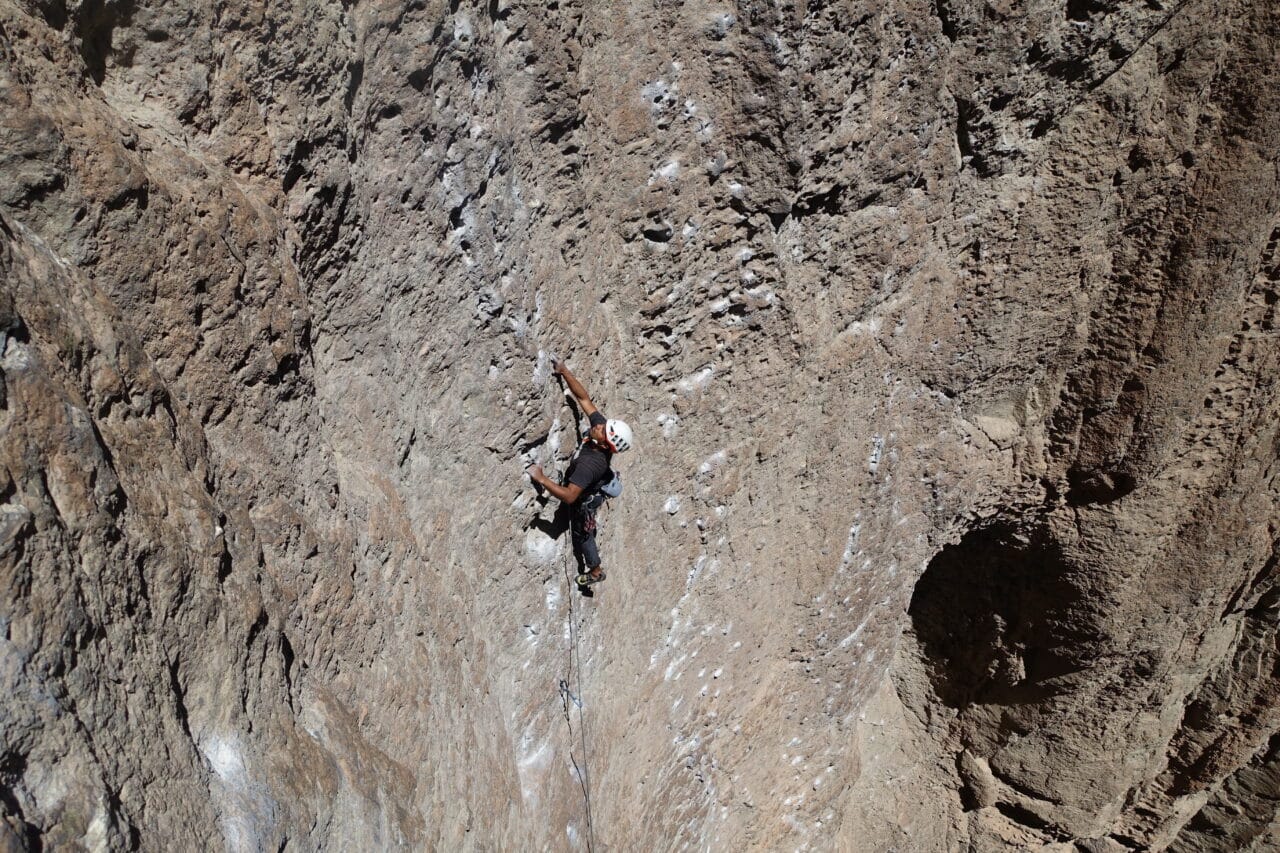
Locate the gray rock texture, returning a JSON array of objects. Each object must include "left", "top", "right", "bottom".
[{"left": 0, "top": 0, "right": 1277, "bottom": 849}]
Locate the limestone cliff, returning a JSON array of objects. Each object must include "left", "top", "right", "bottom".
[{"left": 0, "top": 0, "right": 1277, "bottom": 850}]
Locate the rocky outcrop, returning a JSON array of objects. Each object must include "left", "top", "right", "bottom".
[
  {"left": 0, "top": 0, "right": 1276, "bottom": 849},
  {"left": 896, "top": 1, "right": 1280, "bottom": 848}
]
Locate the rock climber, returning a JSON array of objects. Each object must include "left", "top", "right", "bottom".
[{"left": 526, "top": 360, "right": 633, "bottom": 587}]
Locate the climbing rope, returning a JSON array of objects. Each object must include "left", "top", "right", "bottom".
[
  {"left": 542, "top": 371, "right": 598, "bottom": 850},
  {"left": 560, "top": 548, "right": 598, "bottom": 853}
]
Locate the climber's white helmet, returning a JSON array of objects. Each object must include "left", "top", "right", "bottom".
[{"left": 605, "top": 419, "right": 634, "bottom": 453}]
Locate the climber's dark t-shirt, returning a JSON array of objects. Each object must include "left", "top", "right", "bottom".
[{"left": 566, "top": 412, "right": 611, "bottom": 502}]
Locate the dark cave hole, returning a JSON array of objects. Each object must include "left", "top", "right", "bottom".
[
  {"left": 1045, "top": 57, "right": 1090, "bottom": 84},
  {"left": 935, "top": 0, "right": 957, "bottom": 41},
  {"left": 407, "top": 67, "right": 432, "bottom": 93},
  {"left": 1066, "top": 0, "right": 1113, "bottom": 20},
  {"left": 1127, "top": 146, "right": 1152, "bottom": 171},
  {"left": 31, "top": 1, "right": 68, "bottom": 30},
  {"left": 988, "top": 92, "right": 1014, "bottom": 112},
  {"left": 642, "top": 223, "right": 673, "bottom": 243},
  {"left": 908, "top": 522, "right": 1104, "bottom": 709}
]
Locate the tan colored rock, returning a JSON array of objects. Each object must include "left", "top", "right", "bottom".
[{"left": 0, "top": 0, "right": 1276, "bottom": 849}]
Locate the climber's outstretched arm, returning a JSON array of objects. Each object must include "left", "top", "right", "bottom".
[
  {"left": 553, "top": 361, "right": 598, "bottom": 417},
  {"left": 527, "top": 465, "right": 583, "bottom": 504}
]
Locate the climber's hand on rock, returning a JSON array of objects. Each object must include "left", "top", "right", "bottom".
[{"left": 526, "top": 464, "right": 544, "bottom": 483}]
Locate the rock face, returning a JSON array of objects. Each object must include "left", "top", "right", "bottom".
[{"left": 0, "top": 0, "right": 1277, "bottom": 849}]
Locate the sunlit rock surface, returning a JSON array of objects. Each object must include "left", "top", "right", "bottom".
[{"left": 0, "top": 0, "right": 1277, "bottom": 849}]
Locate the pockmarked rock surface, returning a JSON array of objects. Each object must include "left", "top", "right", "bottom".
[{"left": 0, "top": 0, "right": 1277, "bottom": 849}]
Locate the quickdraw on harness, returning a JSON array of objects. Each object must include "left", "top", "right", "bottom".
[{"left": 558, "top": 678, "right": 583, "bottom": 709}]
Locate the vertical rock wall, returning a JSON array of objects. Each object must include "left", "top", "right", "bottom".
[{"left": 0, "top": 0, "right": 1276, "bottom": 849}]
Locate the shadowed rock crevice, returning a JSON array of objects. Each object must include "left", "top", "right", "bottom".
[
  {"left": 908, "top": 520, "right": 1104, "bottom": 709},
  {"left": 1168, "top": 732, "right": 1280, "bottom": 852},
  {"left": 71, "top": 0, "right": 138, "bottom": 84}
]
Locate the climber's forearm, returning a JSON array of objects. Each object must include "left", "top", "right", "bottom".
[
  {"left": 555, "top": 363, "right": 592, "bottom": 406},
  {"left": 528, "top": 466, "right": 583, "bottom": 504},
  {"left": 541, "top": 479, "right": 578, "bottom": 504}
]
